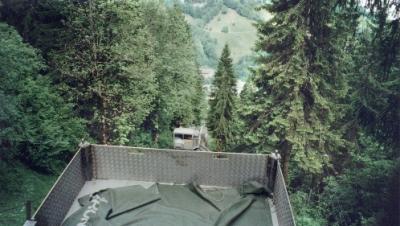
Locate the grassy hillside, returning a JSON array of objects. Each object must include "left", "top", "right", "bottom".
[
  {"left": 180, "top": 0, "right": 266, "bottom": 67},
  {"left": 181, "top": 2, "right": 272, "bottom": 84},
  {"left": 204, "top": 8, "right": 258, "bottom": 62}
]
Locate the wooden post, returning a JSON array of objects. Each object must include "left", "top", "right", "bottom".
[{"left": 25, "top": 200, "right": 32, "bottom": 220}]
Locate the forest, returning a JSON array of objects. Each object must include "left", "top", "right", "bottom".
[{"left": 0, "top": 0, "right": 399, "bottom": 226}]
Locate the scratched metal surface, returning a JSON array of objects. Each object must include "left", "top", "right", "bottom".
[{"left": 91, "top": 145, "right": 270, "bottom": 187}]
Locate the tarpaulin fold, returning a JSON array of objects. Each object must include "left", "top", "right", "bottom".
[{"left": 62, "top": 182, "right": 273, "bottom": 226}]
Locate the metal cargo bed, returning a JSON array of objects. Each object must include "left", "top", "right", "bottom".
[{"left": 25, "top": 144, "right": 295, "bottom": 226}]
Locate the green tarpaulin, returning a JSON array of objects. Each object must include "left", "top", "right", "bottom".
[{"left": 62, "top": 182, "right": 273, "bottom": 226}]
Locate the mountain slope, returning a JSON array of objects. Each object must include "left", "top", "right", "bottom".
[{"left": 204, "top": 8, "right": 258, "bottom": 62}]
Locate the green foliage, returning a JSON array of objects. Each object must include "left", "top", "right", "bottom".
[
  {"left": 181, "top": 1, "right": 224, "bottom": 23},
  {"left": 0, "top": 162, "right": 56, "bottom": 225},
  {"left": 221, "top": 7, "right": 228, "bottom": 14},
  {"left": 290, "top": 135, "right": 399, "bottom": 226},
  {"left": 223, "top": 0, "right": 260, "bottom": 20},
  {"left": 139, "top": 2, "right": 206, "bottom": 147},
  {"left": 320, "top": 135, "right": 398, "bottom": 226},
  {"left": 0, "top": 0, "right": 71, "bottom": 58},
  {"left": 0, "top": 22, "right": 85, "bottom": 172},
  {"left": 0, "top": 161, "right": 23, "bottom": 194},
  {"left": 208, "top": 44, "right": 237, "bottom": 151},
  {"left": 128, "top": 127, "right": 172, "bottom": 149},
  {"left": 0, "top": 1, "right": 398, "bottom": 226},
  {"left": 234, "top": 55, "right": 256, "bottom": 81},
  {"left": 350, "top": 5, "right": 400, "bottom": 150},
  {"left": 191, "top": 25, "right": 219, "bottom": 67},
  {"left": 128, "top": 129, "right": 154, "bottom": 148},
  {"left": 312, "top": 4, "right": 400, "bottom": 224},
  {"left": 51, "top": 0, "right": 157, "bottom": 144},
  {"left": 239, "top": 1, "right": 399, "bottom": 225},
  {"left": 17, "top": 77, "right": 85, "bottom": 172},
  {"left": 240, "top": 0, "right": 350, "bottom": 178},
  {"left": 291, "top": 191, "right": 327, "bottom": 226},
  {"left": 232, "top": 74, "right": 260, "bottom": 153},
  {"left": 179, "top": 0, "right": 261, "bottom": 21},
  {"left": 157, "top": 129, "right": 174, "bottom": 149},
  {"left": 1, "top": 0, "right": 205, "bottom": 150},
  {"left": 175, "top": 0, "right": 260, "bottom": 68}
]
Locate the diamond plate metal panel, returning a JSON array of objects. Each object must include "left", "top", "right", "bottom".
[
  {"left": 32, "top": 149, "right": 86, "bottom": 226},
  {"left": 273, "top": 163, "right": 296, "bottom": 226},
  {"left": 91, "top": 145, "right": 271, "bottom": 187},
  {"left": 30, "top": 144, "right": 296, "bottom": 226}
]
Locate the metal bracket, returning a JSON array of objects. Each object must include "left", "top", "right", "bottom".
[
  {"left": 80, "top": 144, "right": 93, "bottom": 180},
  {"left": 23, "top": 220, "right": 37, "bottom": 226}
]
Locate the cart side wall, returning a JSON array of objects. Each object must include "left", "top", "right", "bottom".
[
  {"left": 273, "top": 162, "right": 296, "bottom": 226},
  {"left": 90, "top": 145, "right": 271, "bottom": 187},
  {"left": 30, "top": 145, "right": 296, "bottom": 226},
  {"left": 33, "top": 149, "right": 86, "bottom": 226}
]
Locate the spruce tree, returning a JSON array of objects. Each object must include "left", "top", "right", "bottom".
[
  {"left": 243, "top": 0, "right": 349, "bottom": 179},
  {"left": 350, "top": 1, "right": 400, "bottom": 150},
  {"left": 208, "top": 44, "right": 236, "bottom": 152}
]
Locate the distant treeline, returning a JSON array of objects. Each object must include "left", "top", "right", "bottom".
[{"left": 179, "top": 0, "right": 261, "bottom": 22}]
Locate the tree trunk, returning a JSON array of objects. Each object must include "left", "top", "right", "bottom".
[
  {"left": 280, "top": 141, "right": 291, "bottom": 183},
  {"left": 153, "top": 132, "right": 159, "bottom": 144},
  {"left": 99, "top": 96, "right": 108, "bottom": 144},
  {"left": 100, "top": 118, "right": 107, "bottom": 144},
  {"left": 281, "top": 152, "right": 290, "bottom": 183}
]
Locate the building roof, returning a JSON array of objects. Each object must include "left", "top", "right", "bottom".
[{"left": 173, "top": 127, "right": 200, "bottom": 136}]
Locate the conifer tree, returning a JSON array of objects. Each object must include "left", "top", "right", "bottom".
[
  {"left": 244, "top": 0, "right": 349, "bottom": 179},
  {"left": 208, "top": 44, "right": 236, "bottom": 152},
  {"left": 351, "top": 0, "right": 400, "bottom": 150}
]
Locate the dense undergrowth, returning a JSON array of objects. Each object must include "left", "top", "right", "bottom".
[{"left": 0, "top": 162, "right": 56, "bottom": 225}]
